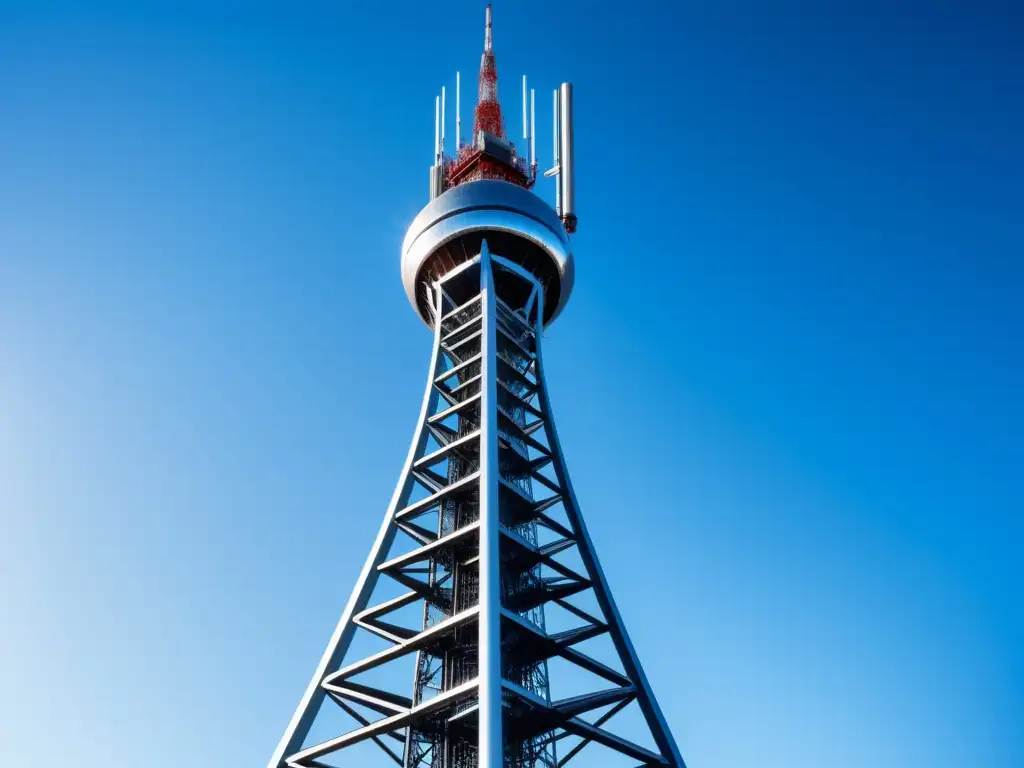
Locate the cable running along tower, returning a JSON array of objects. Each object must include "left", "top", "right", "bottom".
[{"left": 267, "top": 6, "right": 685, "bottom": 768}]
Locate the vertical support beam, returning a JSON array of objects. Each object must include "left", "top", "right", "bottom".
[
  {"left": 266, "top": 287, "right": 448, "bottom": 768},
  {"left": 530, "top": 291, "right": 687, "bottom": 768},
  {"left": 477, "top": 240, "right": 505, "bottom": 768}
]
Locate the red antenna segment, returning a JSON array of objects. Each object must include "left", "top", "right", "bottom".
[
  {"left": 431, "top": 4, "right": 534, "bottom": 195},
  {"left": 474, "top": 4, "right": 504, "bottom": 139}
]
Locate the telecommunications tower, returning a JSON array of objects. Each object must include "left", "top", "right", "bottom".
[{"left": 267, "top": 6, "right": 686, "bottom": 768}]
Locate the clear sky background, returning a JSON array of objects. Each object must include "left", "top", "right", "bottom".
[{"left": 1, "top": 1, "right": 1021, "bottom": 766}]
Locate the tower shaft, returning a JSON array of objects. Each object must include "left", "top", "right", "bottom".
[
  {"left": 266, "top": 7, "right": 684, "bottom": 767},
  {"left": 267, "top": 241, "right": 684, "bottom": 768}
]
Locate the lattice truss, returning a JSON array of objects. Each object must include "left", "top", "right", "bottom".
[{"left": 269, "top": 242, "right": 685, "bottom": 768}]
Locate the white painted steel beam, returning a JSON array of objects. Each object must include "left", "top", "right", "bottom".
[
  {"left": 289, "top": 678, "right": 480, "bottom": 766},
  {"left": 477, "top": 240, "right": 505, "bottom": 768}
]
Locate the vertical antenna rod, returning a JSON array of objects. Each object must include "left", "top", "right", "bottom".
[
  {"left": 559, "top": 82, "right": 576, "bottom": 232},
  {"left": 522, "top": 75, "right": 528, "bottom": 142},
  {"left": 553, "top": 88, "right": 561, "bottom": 216},
  {"left": 429, "top": 94, "right": 441, "bottom": 200},
  {"left": 441, "top": 86, "right": 446, "bottom": 157},
  {"left": 530, "top": 87, "right": 536, "bottom": 174},
  {"left": 456, "top": 71, "right": 461, "bottom": 150}
]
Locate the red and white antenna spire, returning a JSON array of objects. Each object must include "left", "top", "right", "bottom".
[
  {"left": 474, "top": 4, "right": 504, "bottom": 139},
  {"left": 436, "top": 4, "right": 559, "bottom": 197}
]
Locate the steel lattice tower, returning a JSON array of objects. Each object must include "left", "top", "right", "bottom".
[{"left": 267, "top": 7, "right": 685, "bottom": 768}]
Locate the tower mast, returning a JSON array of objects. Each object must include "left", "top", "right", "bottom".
[
  {"left": 266, "top": 7, "right": 684, "bottom": 768},
  {"left": 474, "top": 4, "right": 504, "bottom": 139},
  {"left": 445, "top": 5, "right": 531, "bottom": 191}
]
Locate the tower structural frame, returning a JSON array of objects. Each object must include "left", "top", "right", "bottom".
[
  {"left": 268, "top": 232, "right": 685, "bottom": 768},
  {"left": 266, "top": 7, "right": 686, "bottom": 768}
]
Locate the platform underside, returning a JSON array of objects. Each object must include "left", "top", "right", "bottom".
[{"left": 415, "top": 230, "right": 562, "bottom": 328}]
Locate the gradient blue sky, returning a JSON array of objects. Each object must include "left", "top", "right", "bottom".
[{"left": 1, "top": 1, "right": 1021, "bottom": 765}]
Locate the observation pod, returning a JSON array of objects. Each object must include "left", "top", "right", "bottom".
[{"left": 402, "top": 179, "right": 575, "bottom": 328}]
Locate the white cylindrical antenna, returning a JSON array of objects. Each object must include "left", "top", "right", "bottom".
[
  {"left": 441, "top": 86, "right": 446, "bottom": 157},
  {"left": 559, "top": 82, "right": 576, "bottom": 229},
  {"left": 434, "top": 95, "right": 440, "bottom": 161},
  {"left": 552, "top": 89, "right": 558, "bottom": 163},
  {"left": 456, "top": 71, "right": 461, "bottom": 150},
  {"left": 484, "top": 3, "right": 493, "bottom": 52},
  {"left": 522, "top": 75, "right": 528, "bottom": 141},
  {"left": 553, "top": 88, "right": 561, "bottom": 215},
  {"left": 530, "top": 88, "right": 536, "bottom": 171}
]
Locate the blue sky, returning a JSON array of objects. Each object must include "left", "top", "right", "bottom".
[{"left": 0, "top": 1, "right": 1021, "bottom": 766}]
